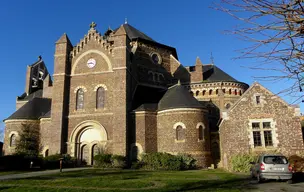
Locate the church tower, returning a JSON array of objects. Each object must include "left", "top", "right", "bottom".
[{"left": 50, "top": 33, "right": 73, "bottom": 154}]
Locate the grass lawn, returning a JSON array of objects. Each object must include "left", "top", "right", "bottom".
[{"left": 0, "top": 169, "right": 254, "bottom": 192}]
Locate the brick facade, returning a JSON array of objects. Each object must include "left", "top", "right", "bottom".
[
  {"left": 219, "top": 82, "right": 304, "bottom": 169},
  {"left": 3, "top": 23, "right": 303, "bottom": 169}
]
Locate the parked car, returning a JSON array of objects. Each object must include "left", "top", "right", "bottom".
[{"left": 250, "top": 154, "right": 293, "bottom": 183}]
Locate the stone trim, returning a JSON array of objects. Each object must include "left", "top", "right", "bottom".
[
  {"left": 41, "top": 146, "right": 49, "bottom": 157},
  {"left": 8, "top": 131, "right": 18, "bottom": 148},
  {"left": 133, "top": 111, "right": 157, "bottom": 115},
  {"left": 93, "top": 84, "right": 108, "bottom": 91},
  {"left": 158, "top": 108, "right": 203, "bottom": 114},
  {"left": 68, "top": 112, "right": 113, "bottom": 118},
  {"left": 173, "top": 122, "right": 186, "bottom": 129},
  {"left": 196, "top": 122, "right": 205, "bottom": 142},
  {"left": 40, "top": 118, "right": 51, "bottom": 121},
  {"left": 248, "top": 118, "right": 278, "bottom": 149},
  {"left": 113, "top": 67, "right": 127, "bottom": 70},
  {"left": 4, "top": 119, "right": 39, "bottom": 123},
  {"left": 74, "top": 86, "right": 87, "bottom": 93},
  {"left": 71, "top": 49, "right": 113, "bottom": 75},
  {"left": 71, "top": 71, "right": 114, "bottom": 77},
  {"left": 252, "top": 92, "right": 265, "bottom": 107}
]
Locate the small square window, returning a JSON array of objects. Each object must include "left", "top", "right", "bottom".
[
  {"left": 252, "top": 123, "right": 260, "bottom": 129},
  {"left": 256, "top": 96, "right": 261, "bottom": 104},
  {"left": 263, "top": 122, "right": 271, "bottom": 129}
]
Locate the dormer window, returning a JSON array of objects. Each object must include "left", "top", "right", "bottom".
[{"left": 39, "top": 71, "right": 44, "bottom": 80}]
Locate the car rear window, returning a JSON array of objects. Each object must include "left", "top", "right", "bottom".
[{"left": 263, "top": 156, "right": 288, "bottom": 164}]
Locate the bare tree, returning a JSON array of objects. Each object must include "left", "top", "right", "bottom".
[{"left": 214, "top": 0, "right": 304, "bottom": 101}]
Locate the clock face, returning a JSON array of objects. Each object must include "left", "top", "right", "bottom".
[{"left": 87, "top": 58, "right": 96, "bottom": 68}]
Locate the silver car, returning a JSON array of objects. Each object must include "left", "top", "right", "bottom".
[{"left": 250, "top": 154, "right": 293, "bottom": 183}]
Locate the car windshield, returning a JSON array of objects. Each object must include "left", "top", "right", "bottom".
[{"left": 263, "top": 156, "right": 288, "bottom": 164}]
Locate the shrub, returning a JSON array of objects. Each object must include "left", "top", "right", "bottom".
[
  {"left": 0, "top": 154, "right": 42, "bottom": 170},
  {"left": 42, "top": 154, "right": 76, "bottom": 169},
  {"left": 178, "top": 154, "right": 197, "bottom": 170},
  {"left": 288, "top": 155, "right": 304, "bottom": 172},
  {"left": 93, "top": 154, "right": 126, "bottom": 168},
  {"left": 140, "top": 152, "right": 197, "bottom": 171},
  {"left": 111, "top": 155, "right": 126, "bottom": 168},
  {"left": 230, "top": 153, "right": 258, "bottom": 173},
  {"left": 94, "top": 154, "right": 112, "bottom": 168}
]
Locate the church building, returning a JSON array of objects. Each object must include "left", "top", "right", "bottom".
[{"left": 3, "top": 22, "right": 304, "bottom": 168}]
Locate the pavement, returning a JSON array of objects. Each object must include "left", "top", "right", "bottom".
[{"left": 0, "top": 167, "right": 93, "bottom": 180}]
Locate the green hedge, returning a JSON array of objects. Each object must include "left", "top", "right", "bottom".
[
  {"left": 139, "top": 152, "right": 196, "bottom": 171},
  {"left": 42, "top": 154, "right": 77, "bottom": 169},
  {"left": 230, "top": 153, "right": 258, "bottom": 173},
  {"left": 0, "top": 154, "right": 42, "bottom": 170},
  {"left": 94, "top": 154, "right": 126, "bottom": 168}
]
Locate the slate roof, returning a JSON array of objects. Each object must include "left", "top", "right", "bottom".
[
  {"left": 158, "top": 84, "right": 203, "bottom": 111},
  {"left": 114, "top": 24, "right": 178, "bottom": 59},
  {"left": 203, "top": 65, "right": 238, "bottom": 82},
  {"left": 119, "top": 24, "right": 155, "bottom": 42},
  {"left": 134, "top": 103, "right": 158, "bottom": 112},
  {"left": 5, "top": 98, "right": 51, "bottom": 121},
  {"left": 17, "top": 89, "right": 43, "bottom": 101}
]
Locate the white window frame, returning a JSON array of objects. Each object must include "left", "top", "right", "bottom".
[
  {"left": 173, "top": 122, "right": 186, "bottom": 143},
  {"left": 248, "top": 119, "right": 278, "bottom": 149},
  {"left": 196, "top": 122, "right": 205, "bottom": 142}
]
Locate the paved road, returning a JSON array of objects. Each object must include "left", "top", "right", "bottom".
[
  {"left": 0, "top": 167, "right": 93, "bottom": 180},
  {"left": 247, "top": 179, "right": 304, "bottom": 192}
]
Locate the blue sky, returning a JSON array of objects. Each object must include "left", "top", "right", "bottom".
[{"left": 0, "top": 0, "right": 301, "bottom": 140}]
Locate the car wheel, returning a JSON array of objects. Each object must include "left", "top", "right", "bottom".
[{"left": 250, "top": 170, "right": 255, "bottom": 179}]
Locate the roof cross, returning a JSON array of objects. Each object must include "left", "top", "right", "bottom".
[
  {"left": 210, "top": 52, "right": 214, "bottom": 64},
  {"left": 90, "top": 22, "right": 97, "bottom": 29}
]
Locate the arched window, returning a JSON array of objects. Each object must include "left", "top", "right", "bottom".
[
  {"left": 216, "top": 89, "right": 219, "bottom": 95},
  {"left": 198, "top": 125, "right": 204, "bottom": 140},
  {"left": 45, "top": 149, "right": 49, "bottom": 157},
  {"left": 202, "top": 90, "right": 206, "bottom": 96},
  {"left": 10, "top": 134, "right": 16, "bottom": 147},
  {"left": 229, "top": 89, "right": 232, "bottom": 95},
  {"left": 209, "top": 90, "right": 213, "bottom": 95},
  {"left": 76, "top": 88, "right": 84, "bottom": 110},
  {"left": 190, "top": 91, "right": 193, "bottom": 96},
  {"left": 234, "top": 89, "right": 238, "bottom": 95},
  {"left": 196, "top": 90, "right": 200, "bottom": 96},
  {"left": 176, "top": 125, "right": 184, "bottom": 141},
  {"left": 222, "top": 89, "right": 226, "bottom": 94},
  {"left": 96, "top": 87, "right": 105, "bottom": 109},
  {"left": 239, "top": 90, "right": 242, "bottom": 96}
]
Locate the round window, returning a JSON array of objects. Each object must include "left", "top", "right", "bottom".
[{"left": 150, "top": 52, "right": 162, "bottom": 64}]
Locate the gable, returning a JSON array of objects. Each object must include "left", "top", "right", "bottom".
[{"left": 221, "top": 82, "right": 298, "bottom": 125}]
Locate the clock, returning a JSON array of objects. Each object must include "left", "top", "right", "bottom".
[{"left": 87, "top": 58, "right": 96, "bottom": 68}]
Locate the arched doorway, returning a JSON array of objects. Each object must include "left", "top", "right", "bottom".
[
  {"left": 91, "top": 144, "right": 99, "bottom": 165},
  {"left": 70, "top": 121, "right": 108, "bottom": 165},
  {"left": 81, "top": 144, "right": 89, "bottom": 164}
]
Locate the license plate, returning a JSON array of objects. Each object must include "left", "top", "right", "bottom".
[{"left": 273, "top": 168, "right": 284, "bottom": 171}]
